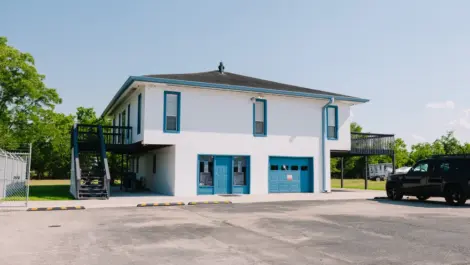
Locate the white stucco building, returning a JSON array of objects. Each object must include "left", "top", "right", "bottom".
[{"left": 101, "top": 63, "right": 369, "bottom": 197}]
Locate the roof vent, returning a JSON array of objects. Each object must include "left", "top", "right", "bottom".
[{"left": 218, "top": 62, "right": 225, "bottom": 74}]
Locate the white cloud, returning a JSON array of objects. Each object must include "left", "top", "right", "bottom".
[
  {"left": 459, "top": 118, "right": 470, "bottom": 129},
  {"left": 449, "top": 120, "right": 458, "bottom": 126},
  {"left": 425, "top": 100, "right": 455, "bottom": 109},
  {"left": 411, "top": 134, "right": 426, "bottom": 142},
  {"left": 464, "top": 109, "right": 470, "bottom": 117}
]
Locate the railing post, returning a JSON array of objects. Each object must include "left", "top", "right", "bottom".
[
  {"left": 25, "top": 143, "right": 32, "bottom": 207},
  {"left": 98, "top": 125, "right": 111, "bottom": 199},
  {"left": 340, "top": 157, "right": 344, "bottom": 188},
  {"left": 364, "top": 156, "right": 368, "bottom": 190},
  {"left": 73, "top": 124, "right": 81, "bottom": 199}
]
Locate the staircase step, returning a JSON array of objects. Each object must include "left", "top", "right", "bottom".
[
  {"left": 79, "top": 191, "right": 108, "bottom": 196},
  {"left": 79, "top": 187, "right": 105, "bottom": 191},
  {"left": 80, "top": 184, "right": 104, "bottom": 188},
  {"left": 80, "top": 176, "right": 104, "bottom": 180}
]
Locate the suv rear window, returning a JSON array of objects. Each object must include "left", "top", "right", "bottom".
[
  {"left": 439, "top": 162, "right": 451, "bottom": 173},
  {"left": 436, "top": 159, "right": 470, "bottom": 175}
]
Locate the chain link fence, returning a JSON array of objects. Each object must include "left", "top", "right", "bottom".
[{"left": 0, "top": 144, "right": 32, "bottom": 207}]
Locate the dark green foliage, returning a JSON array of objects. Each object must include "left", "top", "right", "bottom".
[{"left": 332, "top": 126, "right": 469, "bottom": 179}]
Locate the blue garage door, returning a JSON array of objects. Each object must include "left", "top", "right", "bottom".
[{"left": 268, "top": 157, "right": 313, "bottom": 193}]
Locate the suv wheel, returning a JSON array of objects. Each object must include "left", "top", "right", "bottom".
[
  {"left": 417, "top": 196, "right": 430, "bottom": 201},
  {"left": 387, "top": 186, "right": 403, "bottom": 201},
  {"left": 445, "top": 186, "right": 467, "bottom": 206}
]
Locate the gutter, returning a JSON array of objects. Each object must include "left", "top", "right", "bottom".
[{"left": 321, "top": 97, "right": 334, "bottom": 192}]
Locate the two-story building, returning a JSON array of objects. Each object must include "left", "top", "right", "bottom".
[
  {"left": 102, "top": 62, "right": 371, "bottom": 197},
  {"left": 72, "top": 63, "right": 395, "bottom": 199}
]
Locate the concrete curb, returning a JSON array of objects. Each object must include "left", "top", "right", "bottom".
[
  {"left": 137, "top": 202, "right": 185, "bottom": 207},
  {"left": 188, "top": 201, "right": 232, "bottom": 205},
  {"left": 27, "top": 206, "right": 85, "bottom": 211}
]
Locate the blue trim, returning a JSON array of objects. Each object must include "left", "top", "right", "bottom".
[
  {"left": 326, "top": 105, "right": 339, "bottom": 140},
  {"left": 253, "top": 99, "right": 267, "bottom": 137},
  {"left": 163, "top": 91, "right": 181, "bottom": 133},
  {"left": 101, "top": 76, "right": 369, "bottom": 117},
  {"left": 137, "top": 93, "right": 142, "bottom": 135},
  {"left": 197, "top": 154, "right": 251, "bottom": 195}
]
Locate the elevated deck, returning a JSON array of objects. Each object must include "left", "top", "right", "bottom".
[
  {"left": 76, "top": 124, "right": 168, "bottom": 154},
  {"left": 331, "top": 132, "right": 395, "bottom": 157}
]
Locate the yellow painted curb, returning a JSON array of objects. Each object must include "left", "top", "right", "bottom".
[
  {"left": 187, "top": 201, "right": 232, "bottom": 205},
  {"left": 27, "top": 206, "right": 85, "bottom": 211},
  {"left": 136, "top": 202, "right": 185, "bottom": 207}
]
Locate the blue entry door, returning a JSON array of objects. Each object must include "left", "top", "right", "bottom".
[{"left": 214, "top": 156, "right": 232, "bottom": 194}]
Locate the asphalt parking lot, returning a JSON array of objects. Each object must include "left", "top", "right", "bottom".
[{"left": 1, "top": 199, "right": 470, "bottom": 265}]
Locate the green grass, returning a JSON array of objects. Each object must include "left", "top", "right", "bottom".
[
  {"left": 29, "top": 180, "right": 73, "bottom": 200},
  {"left": 2, "top": 180, "right": 73, "bottom": 201},
  {"left": 331, "top": 178, "right": 386, "bottom": 191}
]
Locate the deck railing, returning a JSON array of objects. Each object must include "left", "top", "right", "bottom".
[
  {"left": 101, "top": 125, "right": 132, "bottom": 145},
  {"left": 350, "top": 132, "right": 395, "bottom": 156},
  {"left": 75, "top": 124, "right": 133, "bottom": 145}
]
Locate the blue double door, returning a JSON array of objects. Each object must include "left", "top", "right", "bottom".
[
  {"left": 214, "top": 156, "right": 232, "bottom": 194},
  {"left": 268, "top": 157, "right": 313, "bottom": 193}
]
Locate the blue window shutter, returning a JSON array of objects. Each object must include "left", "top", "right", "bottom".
[{"left": 137, "top": 94, "right": 142, "bottom": 135}]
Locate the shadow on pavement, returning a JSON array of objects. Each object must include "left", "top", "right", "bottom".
[
  {"left": 331, "top": 189, "right": 361, "bottom": 192},
  {"left": 368, "top": 197, "right": 470, "bottom": 208}
]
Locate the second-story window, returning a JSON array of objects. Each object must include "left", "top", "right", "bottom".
[
  {"left": 327, "top": 106, "right": 338, "bottom": 140},
  {"left": 164, "top": 91, "right": 181, "bottom": 133},
  {"left": 253, "top": 99, "right": 267, "bottom": 136}
]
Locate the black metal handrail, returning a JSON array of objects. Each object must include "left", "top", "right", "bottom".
[
  {"left": 102, "top": 125, "right": 132, "bottom": 145},
  {"left": 76, "top": 124, "right": 132, "bottom": 145}
]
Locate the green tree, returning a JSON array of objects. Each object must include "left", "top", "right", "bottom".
[
  {"left": 0, "top": 37, "right": 61, "bottom": 136},
  {"left": 462, "top": 143, "right": 470, "bottom": 154},
  {"left": 394, "top": 138, "right": 411, "bottom": 168},
  {"left": 76, "top": 106, "right": 102, "bottom": 124},
  {"left": 350, "top": 122, "right": 363, "bottom": 133},
  {"left": 409, "top": 143, "right": 433, "bottom": 164},
  {"left": 437, "top": 131, "right": 462, "bottom": 154},
  {"left": 331, "top": 122, "right": 364, "bottom": 177}
]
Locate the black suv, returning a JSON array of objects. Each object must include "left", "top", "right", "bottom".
[{"left": 386, "top": 155, "right": 470, "bottom": 206}]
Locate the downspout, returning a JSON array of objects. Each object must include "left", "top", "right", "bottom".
[{"left": 321, "top": 97, "right": 335, "bottom": 192}]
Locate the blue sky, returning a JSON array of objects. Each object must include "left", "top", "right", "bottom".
[{"left": 2, "top": 0, "right": 470, "bottom": 146}]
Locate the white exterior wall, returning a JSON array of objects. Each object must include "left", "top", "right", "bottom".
[
  {"left": 138, "top": 83, "right": 352, "bottom": 196},
  {"left": 109, "top": 87, "right": 145, "bottom": 143},
  {"left": 142, "top": 146, "right": 176, "bottom": 195}
]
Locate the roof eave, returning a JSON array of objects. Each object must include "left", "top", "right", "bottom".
[{"left": 101, "top": 76, "right": 369, "bottom": 117}]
